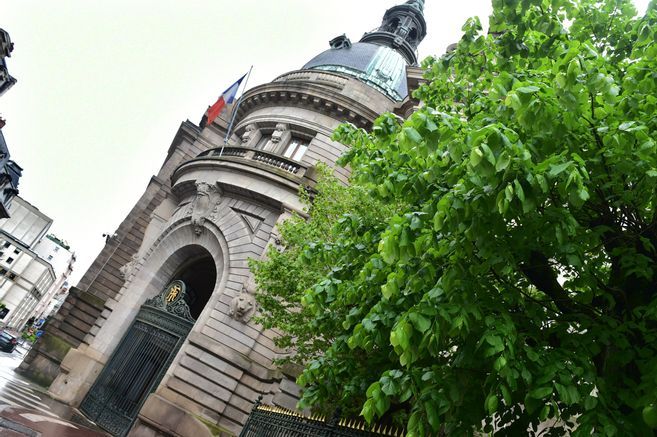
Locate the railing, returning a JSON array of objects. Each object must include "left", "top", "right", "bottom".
[
  {"left": 196, "top": 146, "right": 306, "bottom": 177},
  {"left": 211, "top": 147, "right": 248, "bottom": 158},
  {"left": 240, "top": 397, "right": 403, "bottom": 437},
  {"left": 253, "top": 151, "right": 301, "bottom": 174},
  {"left": 274, "top": 70, "right": 348, "bottom": 90}
]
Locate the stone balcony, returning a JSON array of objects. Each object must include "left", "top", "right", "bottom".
[
  {"left": 196, "top": 146, "right": 307, "bottom": 181},
  {"left": 172, "top": 146, "right": 310, "bottom": 212}
]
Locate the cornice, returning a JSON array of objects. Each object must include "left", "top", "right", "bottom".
[{"left": 234, "top": 80, "right": 380, "bottom": 131}]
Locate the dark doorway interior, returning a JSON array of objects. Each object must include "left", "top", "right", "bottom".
[{"left": 170, "top": 255, "right": 216, "bottom": 319}]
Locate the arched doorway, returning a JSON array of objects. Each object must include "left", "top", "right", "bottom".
[{"left": 80, "top": 249, "right": 217, "bottom": 436}]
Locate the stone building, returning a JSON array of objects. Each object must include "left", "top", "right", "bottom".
[
  {"left": 18, "top": 1, "right": 427, "bottom": 436},
  {"left": 0, "top": 196, "right": 75, "bottom": 329},
  {"left": 31, "top": 234, "right": 76, "bottom": 321}
]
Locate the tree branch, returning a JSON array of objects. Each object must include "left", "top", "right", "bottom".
[{"left": 519, "top": 250, "right": 594, "bottom": 316}]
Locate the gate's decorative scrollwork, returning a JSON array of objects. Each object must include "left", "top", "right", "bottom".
[{"left": 143, "top": 280, "right": 195, "bottom": 322}]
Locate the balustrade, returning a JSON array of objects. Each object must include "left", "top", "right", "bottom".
[{"left": 196, "top": 146, "right": 305, "bottom": 177}]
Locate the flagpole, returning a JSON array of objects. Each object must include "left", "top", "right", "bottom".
[{"left": 220, "top": 65, "right": 254, "bottom": 157}]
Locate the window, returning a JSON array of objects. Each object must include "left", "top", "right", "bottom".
[
  {"left": 13, "top": 249, "right": 18, "bottom": 254},
  {"left": 0, "top": 268, "right": 6, "bottom": 275},
  {"left": 47, "top": 255, "right": 53, "bottom": 261},
  {"left": 7, "top": 272, "right": 15, "bottom": 280},
  {"left": 254, "top": 135, "right": 270, "bottom": 150},
  {"left": 283, "top": 139, "right": 309, "bottom": 161},
  {"left": 3, "top": 242, "right": 9, "bottom": 248},
  {"left": 6, "top": 257, "right": 13, "bottom": 264}
]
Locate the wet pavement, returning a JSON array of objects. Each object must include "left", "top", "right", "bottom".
[{"left": 0, "top": 342, "right": 107, "bottom": 436}]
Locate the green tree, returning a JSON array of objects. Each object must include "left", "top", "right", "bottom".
[
  {"left": 250, "top": 165, "right": 395, "bottom": 386},
  {"left": 254, "top": 0, "right": 657, "bottom": 434}
]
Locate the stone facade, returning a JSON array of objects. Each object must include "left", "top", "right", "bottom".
[{"left": 18, "top": 1, "right": 427, "bottom": 436}]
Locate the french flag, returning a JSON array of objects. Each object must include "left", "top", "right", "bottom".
[{"left": 207, "top": 73, "right": 247, "bottom": 126}]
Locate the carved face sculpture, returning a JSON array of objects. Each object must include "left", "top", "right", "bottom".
[
  {"left": 270, "top": 123, "right": 288, "bottom": 144},
  {"left": 241, "top": 124, "right": 257, "bottom": 143},
  {"left": 190, "top": 181, "right": 221, "bottom": 236},
  {"left": 229, "top": 293, "right": 255, "bottom": 322}
]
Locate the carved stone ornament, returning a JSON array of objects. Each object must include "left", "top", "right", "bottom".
[
  {"left": 270, "top": 123, "right": 288, "bottom": 144},
  {"left": 119, "top": 254, "right": 140, "bottom": 279},
  {"left": 241, "top": 123, "right": 258, "bottom": 143},
  {"left": 144, "top": 280, "right": 195, "bottom": 322},
  {"left": 229, "top": 285, "right": 256, "bottom": 323},
  {"left": 189, "top": 181, "right": 221, "bottom": 236}
]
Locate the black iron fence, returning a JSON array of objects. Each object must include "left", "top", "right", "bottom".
[{"left": 240, "top": 398, "right": 403, "bottom": 437}]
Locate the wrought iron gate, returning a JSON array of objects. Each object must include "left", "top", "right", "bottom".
[
  {"left": 240, "top": 398, "right": 404, "bottom": 437},
  {"left": 80, "top": 280, "right": 195, "bottom": 436}
]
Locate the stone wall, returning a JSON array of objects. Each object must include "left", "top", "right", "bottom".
[
  {"left": 16, "top": 287, "right": 104, "bottom": 387},
  {"left": 15, "top": 116, "right": 229, "bottom": 386}
]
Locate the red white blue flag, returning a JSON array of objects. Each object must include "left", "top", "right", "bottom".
[{"left": 207, "top": 73, "right": 247, "bottom": 125}]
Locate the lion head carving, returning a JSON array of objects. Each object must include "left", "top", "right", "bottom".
[{"left": 229, "top": 291, "right": 256, "bottom": 322}]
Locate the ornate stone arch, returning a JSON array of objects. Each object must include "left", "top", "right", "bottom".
[{"left": 88, "top": 218, "right": 231, "bottom": 361}]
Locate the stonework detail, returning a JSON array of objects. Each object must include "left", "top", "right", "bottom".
[
  {"left": 229, "top": 288, "right": 256, "bottom": 323},
  {"left": 119, "top": 254, "right": 140, "bottom": 280},
  {"left": 232, "top": 207, "right": 265, "bottom": 239},
  {"left": 229, "top": 275, "right": 257, "bottom": 323},
  {"left": 187, "top": 182, "right": 221, "bottom": 236},
  {"left": 241, "top": 123, "right": 258, "bottom": 143},
  {"left": 270, "top": 123, "right": 288, "bottom": 145}
]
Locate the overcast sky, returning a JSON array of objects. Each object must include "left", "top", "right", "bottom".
[{"left": 0, "top": 0, "right": 651, "bottom": 285}]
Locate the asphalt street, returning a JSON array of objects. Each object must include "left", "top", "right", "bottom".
[
  {"left": 0, "top": 344, "right": 63, "bottom": 417},
  {"left": 0, "top": 343, "right": 106, "bottom": 436}
]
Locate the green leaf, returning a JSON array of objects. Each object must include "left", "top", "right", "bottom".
[
  {"left": 486, "top": 335, "right": 504, "bottom": 353},
  {"left": 404, "top": 127, "right": 423, "bottom": 144},
  {"left": 361, "top": 399, "right": 375, "bottom": 423},
  {"left": 494, "top": 355, "right": 507, "bottom": 371},
  {"left": 584, "top": 396, "right": 598, "bottom": 411},
  {"left": 517, "top": 85, "right": 540, "bottom": 93},
  {"left": 548, "top": 162, "right": 571, "bottom": 177},
  {"left": 470, "top": 147, "right": 483, "bottom": 166},
  {"left": 409, "top": 312, "right": 432, "bottom": 333},
  {"left": 514, "top": 179, "right": 525, "bottom": 203},
  {"left": 496, "top": 152, "right": 511, "bottom": 172},
  {"left": 500, "top": 384, "right": 512, "bottom": 405},
  {"left": 486, "top": 394, "right": 499, "bottom": 414},
  {"left": 529, "top": 386, "right": 553, "bottom": 400}
]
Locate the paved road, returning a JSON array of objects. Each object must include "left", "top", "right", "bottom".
[
  {"left": 0, "top": 343, "right": 106, "bottom": 436},
  {"left": 0, "top": 344, "right": 62, "bottom": 417}
]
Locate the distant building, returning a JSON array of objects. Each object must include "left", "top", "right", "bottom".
[
  {"left": 32, "top": 235, "right": 76, "bottom": 320},
  {"left": 0, "top": 197, "right": 74, "bottom": 329},
  {"left": 0, "top": 28, "right": 22, "bottom": 218}
]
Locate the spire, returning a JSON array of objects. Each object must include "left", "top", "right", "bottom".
[{"left": 360, "top": 0, "right": 427, "bottom": 65}]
